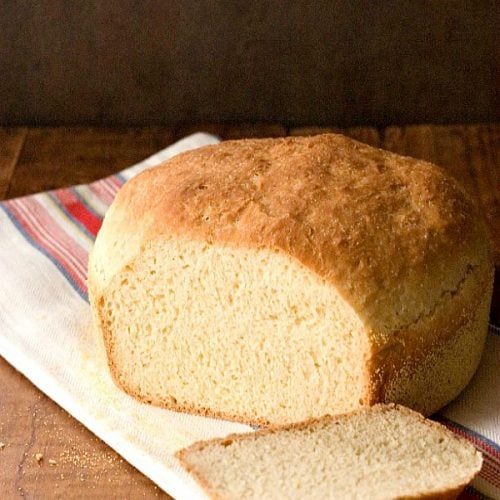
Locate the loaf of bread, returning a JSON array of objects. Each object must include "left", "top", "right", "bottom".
[
  {"left": 176, "top": 404, "right": 482, "bottom": 500},
  {"left": 88, "top": 133, "right": 493, "bottom": 425}
]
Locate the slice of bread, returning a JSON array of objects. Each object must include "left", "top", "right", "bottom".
[
  {"left": 88, "top": 133, "right": 494, "bottom": 425},
  {"left": 176, "top": 404, "right": 482, "bottom": 500}
]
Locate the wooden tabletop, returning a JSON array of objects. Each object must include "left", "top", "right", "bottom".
[{"left": 0, "top": 123, "right": 498, "bottom": 498}]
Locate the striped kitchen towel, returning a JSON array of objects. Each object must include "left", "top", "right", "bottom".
[{"left": 0, "top": 133, "right": 498, "bottom": 499}]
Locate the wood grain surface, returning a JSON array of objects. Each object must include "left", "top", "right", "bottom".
[
  {"left": 0, "top": 128, "right": 26, "bottom": 199},
  {"left": 0, "top": 1, "right": 497, "bottom": 126},
  {"left": 0, "top": 123, "right": 497, "bottom": 499}
]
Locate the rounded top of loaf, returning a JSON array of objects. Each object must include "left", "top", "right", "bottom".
[{"left": 89, "top": 133, "right": 492, "bottom": 340}]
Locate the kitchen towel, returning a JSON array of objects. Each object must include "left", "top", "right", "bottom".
[{"left": 0, "top": 133, "right": 498, "bottom": 499}]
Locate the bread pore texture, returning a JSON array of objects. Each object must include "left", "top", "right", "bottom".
[
  {"left": 176, "top": 404, "right": 483, "bottom": 500},
  {"left": 88, "top": 133, "right": 494, "bottom": 426}
]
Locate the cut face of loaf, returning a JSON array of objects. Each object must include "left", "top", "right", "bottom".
[
  {"left": 88, "top": 133, "right": 494, "bottom": 426},
  {"left": 97, "top": 240, "right": 369, "bottom": 423},
  {"left": 175, "top": 404, "right": 483, "bottom": 500}
]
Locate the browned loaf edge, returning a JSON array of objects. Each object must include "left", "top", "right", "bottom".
[{"left": 174, "top": 404, "right": 482, "bottom": 500}]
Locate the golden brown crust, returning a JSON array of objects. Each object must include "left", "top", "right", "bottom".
[
  {"left": 175, "top": 404, "right": 482, "bottom": 500},
  {"left": 369, "top": 270, "right": 493, "bottom": 413},
  {"left": 403, "top": 486, "right": 465, "bottom": 500},
  {"left": 89, "top": 133, "right": 492, "bottom": 340}
]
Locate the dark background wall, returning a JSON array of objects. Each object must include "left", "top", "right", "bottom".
[{"left": 0, "top": 1, "right": 497, "bottom": 126}]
